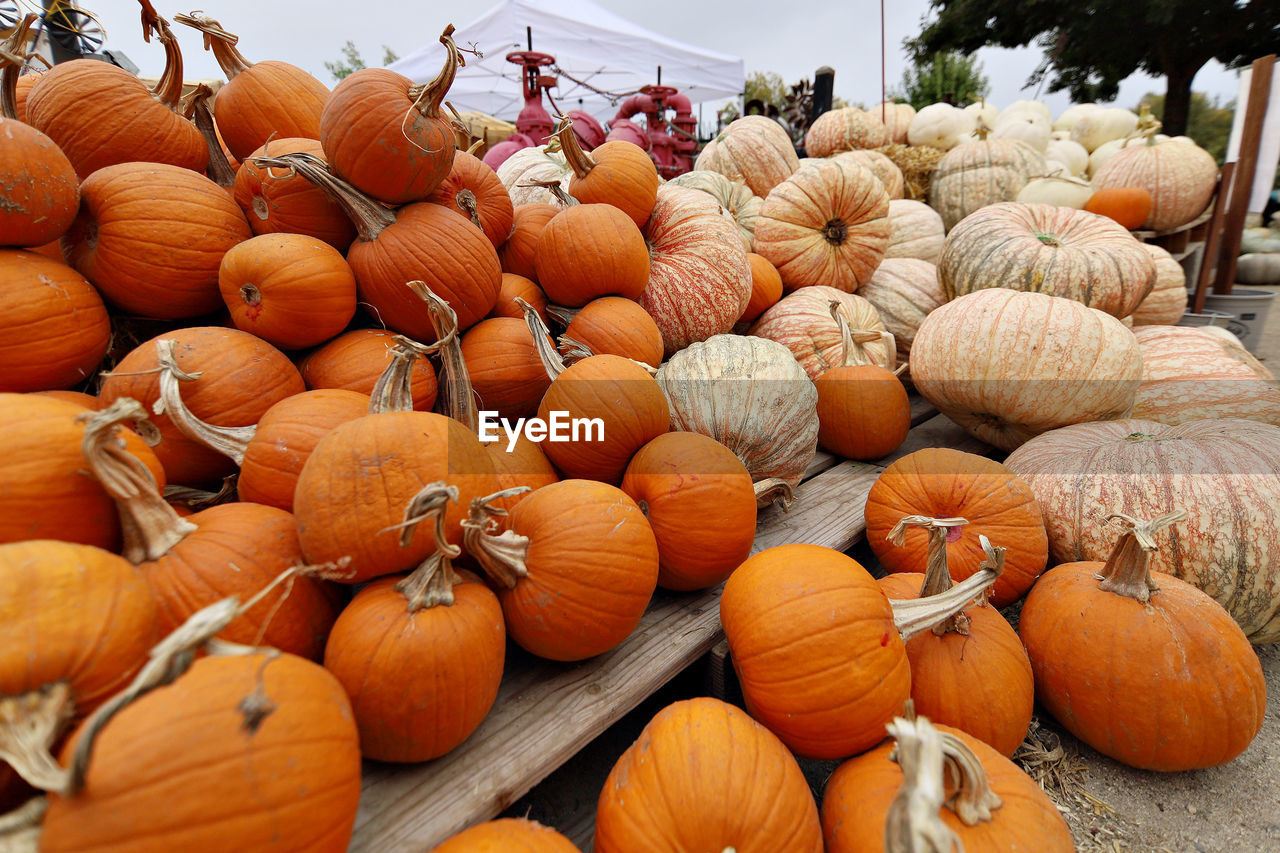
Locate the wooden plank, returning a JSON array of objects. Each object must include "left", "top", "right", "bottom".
[
  {"left": 1213, "top": 54, "right": 1275, "bottom": 295},
  {"left": 351, "top": 586, "right": 724, "bottom": 852},
  {"left": 1193, "top": 161, "right": 1236, "bottom": 314}
]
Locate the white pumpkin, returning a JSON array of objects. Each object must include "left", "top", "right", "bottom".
[
  {"left": 1069, "top": 108, "right": 1140, "bottom": 152},
  {"left": 1049, "top": 130, "right": 1071, "bottom": 141},
  {"left": 1015, "top": 175, "right": 1095, "bottom": 209},
  {"left": 992, "top": 112, "right": 1052, "bottom": 152},
  {"left": 885, "top": 198, "right": 946, "bottom": 264},
  {"left": 998, "top": 100, "right": 1051, "bottom": 124},
  {"left": 1130, "top": 244, "right": 1188, "bottom": 326},
  {"left": 1053, "top": 103, "right": 1102, "bottom": 132},
  {"left": 496, "top": 145, "right": 573, "bottom": 207},
  {"left": 928, "top": 137, "right": 1048, "bottom": 230},
  {"left": 963, "top": 101, "right": 1000, "bottom": 129},
  {"left": 1088, "top": 134, "right": 1169, "bottom": 178},
  {"left": 1237, "top": 253, "right": 1280, "bottom": 285},
  {"left": 853, "top": 258, "right": 946, "bottom": 362},
  {"left": 1045, "top": 139, "right": 1089, "bottom": 176},
  {"left": 907, "top": 103, "right": 976, "bottom": 151},
  {"left": 876, "top": 101, "right": 917, "bottom": 145}
]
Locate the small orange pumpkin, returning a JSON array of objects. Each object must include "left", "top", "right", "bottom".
[
  {"left": 562, "top": 296, "right": 664, "bottom": 368},
  {"left": 462, "top": 317, "right": 553, "bottom": 419},
  {"left": 1084, "top": 185, "right": 1154, "bottom": 230},
  {"left": 499, "top": 203, "right": 559, "bottom": 281},
  {"left": 300, "top": 328, "right": 439, "bottom": 412},
  {"left": 534, "top": 204, "right": 651, "bottom": 307},
  {"left": 813, "top": 301, "right": 907, "bottom": 461},
  {"left": 740, "top": 252, "right": 784, "bottom": 323},
  {"left": 489, "top": 273, "right": 548, "bottom": 321},
  {"left": 430, "top": 818, "right": 578, "bottom": 852},
  {"left": 427, "top": 149, "right": 515, "bottom": 249},
  {"left": 233, "top": 138, "right": 357, "bottom": 251},
  {"left": 557, "top": 118, "right": 659, "bottom": 228}
]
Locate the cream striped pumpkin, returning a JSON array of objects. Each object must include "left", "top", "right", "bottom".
[
  {"left": 910, "top": 289, "right": 1142, "bottom": 451},
  {"left": 1091, "top": 138, "right": 1218, "bottom": 232},
  {"left": 874, "top": 101, "right": 915, "bottom": 144},
  {"left": 938, "top": 203, "right": 1155, "bottom": 318},
  {"left": 1130, "top": 244, "right": 1188, "bottom": 325},
  {"left": 928, "top": 138, "right": 1046, "bottom": 230},
  {"left": 853, "top": 258, "right": 944, "bottom": 363},
  {"left": 747, "top": 285, "right": 892, "bottom": 380},
  {"left": 666, "top": 170, "right": 761, "bottom": 251},
  {"left": 803, "top": 107, "right": 891, "bottom": 157},
  {"left": 885, "top": 199, "right": 945, "bottom": 264},
  {"left": 694, "top": 115, "right": 799, "bottom": 198},
  {"left": 1004, "top": 418, "right": 1280, "bottom": 644},
  {"left": 832, "top": 150, "right": 905, "bottom": 200}
]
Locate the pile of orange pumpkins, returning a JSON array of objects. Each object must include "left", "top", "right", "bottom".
[{"left": 1, "top": 3, "right": 1276, "bottom": 851}]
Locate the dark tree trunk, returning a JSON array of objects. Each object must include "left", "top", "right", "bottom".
[{"left": 1161, "top": 64, "right": 1200, "bottom": 136}]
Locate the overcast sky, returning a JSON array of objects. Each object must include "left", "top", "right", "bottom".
[{"left": 85, "top": 0, "right": 1243, "bottom": 117}]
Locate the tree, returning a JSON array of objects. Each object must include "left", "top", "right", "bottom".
[
  {"left": 325, "top": 41, "right": 400, "bottom": 81},
  {"left": 893, "top": 51, "right": 990, "bottom": 111},
  {"left": 908, "top": 1, "right": 1279, "bottom": 136},
  {"left": 745, "top": 71, "right": 788, "bottom": 109},
  {"left": 1139, "top": 91, "right": 1235, "bottom": 162}
]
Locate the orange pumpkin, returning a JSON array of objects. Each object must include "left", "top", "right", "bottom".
[
  {"left": 0, "top": 250, "right": 108, "bottom": 393},
  {"left": 1084, "top": 186, "right": 1154, "bottom": 230},
  {"left": 562, "top": 296, "right": 664, "bottom": 367},
  {"left": 740, "top": 252, "right": 784, "bottom": 323},
  {"left": 865, "top": 448, "right": 1048, "bottom": 608},
  {"left": 62, "top": 162, "right": 252, "bottom": 320},
  {"left": 1019, "top": 512, "right": 1266, "bottom": 771},
  {"left": 489, "top": 273, "right": 548, "bottom": 321},
  {"left": 325, "top": 486, "right": 505, "bottom": 762},
  {"left": 427, "top": 149, "right": 515, "bottom": 248},
  {"left": 234, "top": 138, "right": 357, "bottom": 251},
  {"left": 174, "top": 13, "right": 329, "bottom": 162},
  {"left": 804, "top": 107, "right": 891, "bottom": 156},
  {"left": 594, "top": 698, "right": 824, "bottom": 853},
  {"left": 431, "top": 819, "right": 578, "bottom": 852},
  {"left": 0, "top": 117, "right": 78, "bottom": 247},
  {"left": 620, "top": 432, "right": 757, "bottom": 590},
  {"left": 218, "top": 233, "right": 357, "bottom": 350},
  {"left": 318, "top": 27, "right": 460, "bottom": 204},
  {"left": 534, "top": 204, "right": 651, "bottom": 306},
  {"left": 299, "top": 328, "right": 439, "bottom": 412},
  {"left": 462, "top": 317, "right": 553, "bottom": 419},
  {"left": 557, "top": 118, "right": 660, "bottom": 228},
  {"left": 813, "top": 302, "right": 907, "bottom": 460},
  {"left": 41, "top": 652, "right": 362, "bottom": 852},
  {"left": 499, "top": 203, "right": 559, "bottom": 281},
  {"left": 465, "top": 480, "right": 659, "bottom": 660},
  {"left": 31, "top": 390, "right": 102, "bottom": 410}
]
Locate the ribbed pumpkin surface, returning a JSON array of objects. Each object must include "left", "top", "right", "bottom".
[
  {"left": 928, "top": 138, "right": 1046, "bottom": 230},
  {"left": 693, "top": 115, "right": 799, "bottom": 197},
  {"left": 214, "top": 62, "right": 328, "bottom": 162},
  {"left": 885, "top": 198, "right": 945, "bottom": 263},
  {"left": 1092, "top": 139, "right": 1218, "bottom": 232},
  {"left": 853, "top": 257, "right": 944, "bottom": 363},
  {"left": 0, "top": 117, "right": 78, "bottom": 247},
  {"left": 805, "top": 108, "right": 891, "bottom": 156},
  {"left": 233, "top": 138, "right": 356, "bottom": 251},
  {"left": 748, "top": 285, "right": 892, "bottom": 380},
  {"left": 1130, "top": 243, "right": 1188, "bottom": 326}
]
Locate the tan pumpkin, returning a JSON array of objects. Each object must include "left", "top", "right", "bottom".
[
  {"left": 804, "top": 107, "right": 891, "bottom": 156},
  {"left": 748, "top": 285, "right": 893, "bottom": 380},
  {"left": 832, "top": 149, "right": 905, "bottom": 199},
  {"left": 754, "top": 158, "right": 890, "bottom": 293},
  {"left": 939, "top": 203, "right": 1156, "bottom": 318},
  {"left": 665, "top": 170, "right": 761, "bottom": 251},
  {"left": 1092, "top": 135, "right": 1218, "bottom": 232},
  {"left": 854, "top": 258, "right": 945, "bottom": 363},
  {"left": 1004, "top": 418, "right": 1280, "bottom": 643},
  {"left": 885, "top": 198, "right": 946, "bottom": 264},
  {"left": 911, "top": 289, "right": 1143, "bottom": 451},
  {"left": 496, "top": 146, "right": 573, "bottom": 208},
  {"left": 1130, "top": 243, "right": 1188, "bottom": 325},
  {"left": 875, "top": 101, "right": 916, "bottom": 144},
  {"left": 693, "top": 115, "right": 799, "bottom": 198},
  {"left": 655, "top": 334, "right": 819, "bottom": 498},
  {"left": 928, "top": 135, "right": 1047, "bottom": 230}
]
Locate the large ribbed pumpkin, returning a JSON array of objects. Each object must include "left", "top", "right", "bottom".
[
  {"left": 910, "top": 290, "right": 1143, "bottom": 451},
  {"left": 1130, "top": 325, "right": 1280, "bottom": 426},
  {"left": 0, "top": 251, "right": 108, "bottom": 392},
  {"left": 496, "top": 146, "right": 572, "bottom": 208},
  {"left": 640, "top": 184, "right": 752, "bottom": 356},
  {"left": 939, "top": 203, "right": 1155, "bottom": 318},
  {"left": 62, "top": 162, "right": 251, "bottom": 320},
  {"left": 1092, "top": 137, "right": 1218, "bottom": 232},
  {"left": 693, "top": 115, "right": 799, "bottom": 197},
  {"left": 754, "top": 158, "right": 890, "bottom": 293},
  {"left": 0, "top": 117, "right": 78, "bottom": 247},
  {"left": 805, "top": 107, "right": 891, "bottom": 156},
  {"left": 666, "top": 169, "right": 761, "bottom": 250},
  {"left": 234, "top": 138, "right": 356, "bottom": 251},
  {"left": 535, "top": 203, "right": 651, "bottom": 306},
  {"left": 875, "top": 101, "right": 916, "bottom": 144},
  {"left": 24, "top": 10, "right": 206, "bottom": 178},
  {"left": 853, "top": 257, "right": 945, "bottom": 363},
  {"left": 1004, "top": 418, "right": 1280, "bottom": 643},
  {"left": 1019, "top": 512, "right": 1266, "bottom": 771},
  {"left": 748, "top": 285, "right": 893, "bottom": 380},
  {"left": 318, "top": 27, "right": 460, "bottom": 204},
  {"left": 928, "top": 136, "right": 1046, "bottom": 230},
  {"left": 594, "top": 698, "right": 824, "bottom": 853},
  {"left": 1130, "top": 244, "right": 1188, "bottom": 325},
  {"left": 885, "top": 198, "right": 946, "bottom": 263},
  {"left": 833, "top": 149, "right": 905, "bottom": 199},
  {"left": 866, "top": 448, "right": 1048, "bottom": 608},
  {"left": 656, "top": 335, "right": 819, "bottom": 496},
  {"left": 40, "top": 652, "right": 361, "bottom": 853},
  {"left": 174, "top": 14, "right": 328, "bottom": 162}
]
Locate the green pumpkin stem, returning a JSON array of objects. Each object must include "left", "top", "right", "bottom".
[
  {"left": 173, "top": 13, "right": 253, "bottom": 78},
  {"left": 1095, "top": 510, "right": 1186, "bottom": 603},
  {"left": 460, "top": 488, "right": 533, "bottom": 590}
]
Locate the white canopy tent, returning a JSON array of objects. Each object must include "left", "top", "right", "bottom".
[{"left": 385, "top": 0, "right": 744, "bottom": 124}]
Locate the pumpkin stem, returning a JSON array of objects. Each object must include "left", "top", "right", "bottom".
[
  {"left": 0, "top": 795, "right": 44, "bottom": 850},
  {"left": 829, "top": 300, "right": 898, "bottom": 371},
  {"left": 557, "top": 334, "right": 596, "bottom": 365},
  {"left": 821, "top": 217, "right": 849, "bottom": 247},
  {"left": 887, "top": 515, "right": 972, "bottom": 636},
  {"left": 517, "top": 178, "right": 577, "bottom": 208},
  {"left": 544, "top": 303, "right": 578, "bottom": 326},
  {"left": 753, "top": 477, "right": 795, "bottom": 510},
  {"left": 889, "top": 534, "right": 1003, "bottom": 641},
  {"left": 455, "top": 189, "right": 483, "bottom": 229},
  {"left": 172, "top": 13, "right": 253, "bottom": 78},
  {"left": 554, "top": 115, "right": 597, "bottom": 179},
  {"left": 249, "top": 151, "right": 397, "bottom": 241},
  {"left": 461, "top": 488, "right": 533, "bottom": 589},
  {"left": 165, "top": 475, "right": 239, "bottom": 512},
  {"left": 390, "top": 482, "right": 464, "bottom": 612},
  {"left": 406, "top": 25, "right": 462, "bottom": 121},
  {"left": 368, "top": 333, "right": 440, "bottom": 415},
  {"left": 1095, "top": 510, "right": 1186, "bottom": 603},
  {"left": 153, "top": 339, "right": 255, "bottom": 466},
  {"left": 0, "top": 14, "right": 38, "bottom": 120},
  {"left": 0, "top": 683, "right": 74, "bottom": 795},
  {"left": 521, "top": 297, "right": 568, "bottom": 379},
  {"left": 139, "top": 2, "right": 187, "bottom": 112},
  {"left": 81, "top": 399, "right": 197, "bottom": 563},
  {"left": 182, "top": 84, "right": 237, "bottom": 188},
  {"left": 402, "top": 281, "right": 478, "bottom": 431}
]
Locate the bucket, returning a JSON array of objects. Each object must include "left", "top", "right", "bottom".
[
  {"left": 1200, "top": 289, "right": 1276, "bottom": 353},
  {"left": 1176, "top": 310, "right": 1233, "bottom": 328}
]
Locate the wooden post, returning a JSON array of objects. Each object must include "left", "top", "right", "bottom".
[
  {"left": 811, "top": 66, "right": 834, "bottom": 125},
  {"left": 1212, "top": 54, "right": 1275, "bottom": 295},
  {"left": 1192, "top": 161, "right": 1236, "bottom": 314}
]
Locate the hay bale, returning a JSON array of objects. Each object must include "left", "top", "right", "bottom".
[{"left": 875, "top": 143, "right": 943, "bottom": 202}]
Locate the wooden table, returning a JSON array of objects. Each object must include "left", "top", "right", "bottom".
[{"left": 351, "top": 397, "right": 990, "bottom": 851}]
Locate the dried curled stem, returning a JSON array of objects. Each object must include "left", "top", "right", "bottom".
[
  {"left": 182, "top": 84, "right": 237, "bottom": 187},
  {"left": 249, "top": 151, "right": 395, "bottom": 241},
  {"left": 387, "top": 483, "right": 463, "bottom": 611},
  {"left": 829, "top": 300, "right": 897, "bottom": 372},
  {"left": 753, "top": 477, "right": 795, "bottom": 511},
  {"left": 887, "top": 515, "right": 970, "bottom": 635},
  {"left": 173, "top": 12, "right": 252, "bottom": 78},
  {"left": 368, "top": 333, "right": 445, "bottom": 415},
  {"left": 0, "top": 14, "right": 39, "bottom": 120},
  {"left": 521, "top": 297, "right": 567, "bottom": 380},
  {"left": 1095, "top": 510, "right": 1186, "bottom": 603},
  {"left": 139, "top": 1, "right": 186, "bottom": 111},
  {"left": 153, "top": 339, "right": 254, "bottom": 465},
  {"left": 460, "top": 488, "right": 532, "bottom": 590},
  {"left": 889, "top": 535, "right": 1003, "bottom": 642}
]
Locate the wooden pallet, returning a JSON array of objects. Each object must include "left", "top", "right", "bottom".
[{"left": 351, "top": 397, "right": 985, "bottom": 851}]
